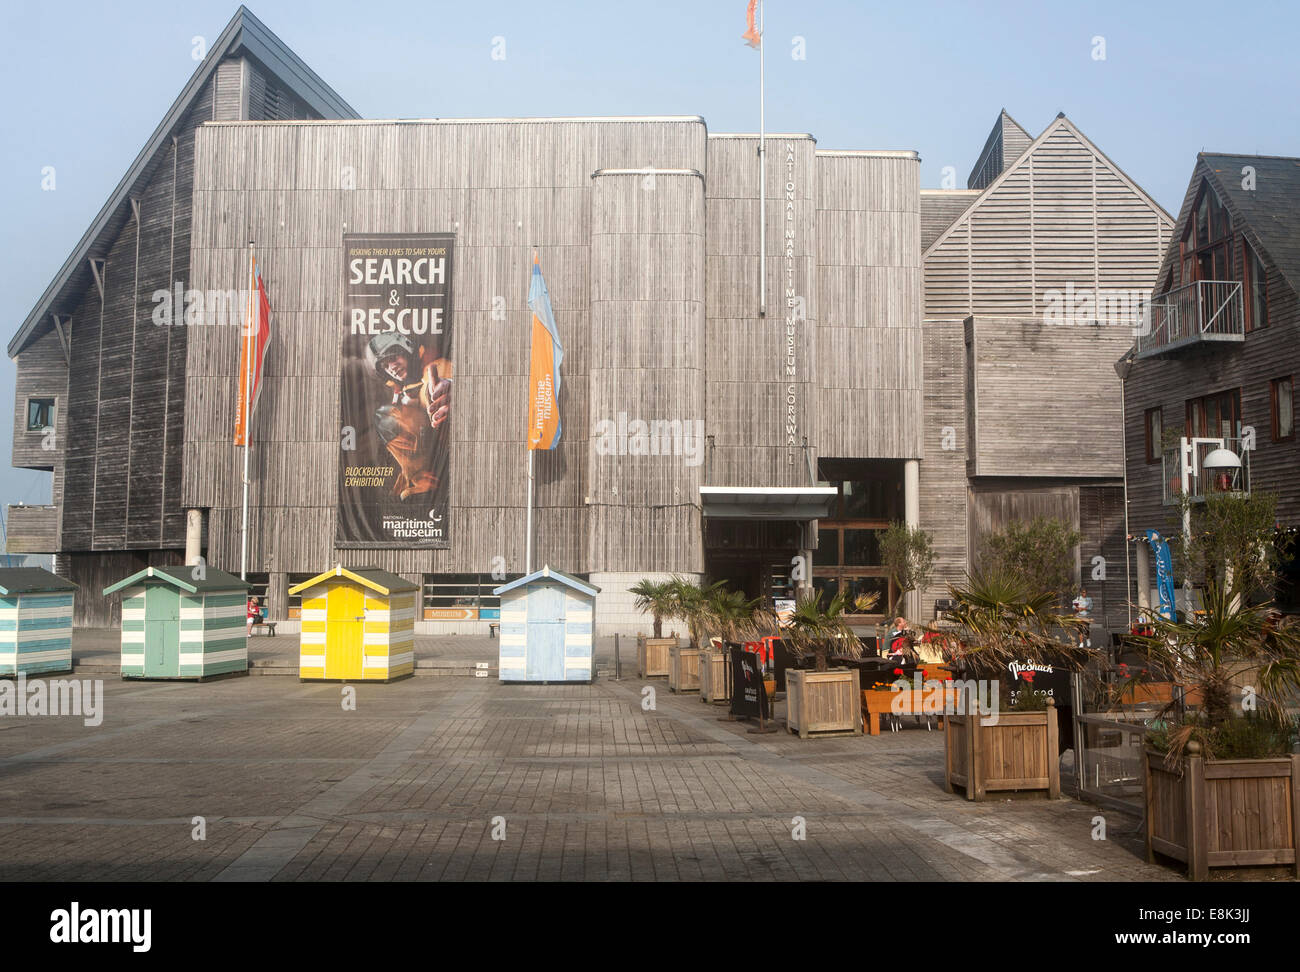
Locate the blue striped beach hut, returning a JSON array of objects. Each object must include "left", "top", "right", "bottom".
[
  {"left": 0, "top": 568, "right": 77, "bottom": 677},
  {"left": 493, "top": 566, "right": 598, "bottom": 683},
  {"left": 103, "top": 566, "right": 250, "bottom": 680}
]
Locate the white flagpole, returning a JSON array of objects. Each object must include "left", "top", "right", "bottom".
[
  {"left": 758, "top": 0, "right": 766, "bottom": 317},
  {"left": 241, "top": 241, "right": 254, "bottom": 580},
  {"left": 525, "top": 448, "right": 534, "bottom": 575}
]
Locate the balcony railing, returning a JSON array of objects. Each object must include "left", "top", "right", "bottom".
[
  {"left": 5, "top": 504, "right": 58, "bottom": 553},
  {"left": 1135, "top": 280, "right": 1244, "bottom": 358},
  {"left": 1161, "top": 436, "right": 1251, "bottom": 506}
]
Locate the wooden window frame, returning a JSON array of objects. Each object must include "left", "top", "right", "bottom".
[
  {"left": 1144, "top": 407, "right": 1163, "bottom": 464},
  {"left": 1244, "top": 240, "right": 1269, "bottom": 332},
  {"left": 1271, "top": 376, "right": 1295, "bottom": 443},
  {"left": 24, "top": 396, "right": 56, "bottom": 433},
  {"left": 1185, "top": 388, "right": 1242, "bottom": 440}
]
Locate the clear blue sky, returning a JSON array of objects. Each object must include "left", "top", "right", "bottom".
[{"left": 2, "top": 0, "right": 1298, "bottom": 515}]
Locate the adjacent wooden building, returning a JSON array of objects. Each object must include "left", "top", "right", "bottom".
[{"left": 1120, "top": 153, "right": 1300, "bottom": 612}]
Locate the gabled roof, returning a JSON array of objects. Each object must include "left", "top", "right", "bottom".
[
  {"left": 966, "top": 109, "right": 1032, "bottom": 189},
  {"left": 288, "top": 565, "right": 419, "bottom": 597},
  {"left": 494, "top": 566, "right": 599, "bottom": 597},
  {"left": 1197, "top": 154, "right": 1300, "bottom": 298},
  {"left": 103, "top": 565, "right": 249, "bottom": 596},
  {"left": 9, "top": 6, "right": 358, "bottom": 357},
  {"left": 925, "top": 113, "right": 1173, "bottom": 259},
  {"left": 0, "top": 568, "right": 78, "bottom": 596}
]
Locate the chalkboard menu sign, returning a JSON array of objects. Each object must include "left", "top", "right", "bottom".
[
  {"left": 729, "top": 646, "right": 769, "bottom": 720},
  {"left": 1003, "top": 658, "right": 1071, "bottom": 708}
]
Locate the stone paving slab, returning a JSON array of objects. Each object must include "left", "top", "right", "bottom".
[{"left": 0, "top": 669, "right": 1190, "bottom": 882}]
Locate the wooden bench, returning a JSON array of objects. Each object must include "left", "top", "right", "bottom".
[{"left": 250, "top": 621, "right": 277, "bottom": 637}]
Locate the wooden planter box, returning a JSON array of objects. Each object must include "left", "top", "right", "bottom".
[
  {"left": 861, "top": 687, "right": 957, "bottom": 736},
  {"left": 1145, "top": 750, "right": 1300, "bottom": 880},
  {"left": 699, "top": 647, "right": 730, "bottom": 703},
  {"left": 637, "top": 636, "right": 674, "bottom": 678},
  {"left": 945, "top": 700, "right": 1060, "bottom": 800},
  {"left": 668, "top": 644, "right": 702, "bottom": 693},
  {"left": 785, "top": 668, "right": 862, "bottom": 738}
]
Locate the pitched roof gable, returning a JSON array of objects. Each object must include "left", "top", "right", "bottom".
[
  {"left": 1201, "top": 153, "right": 1300, "bottom": 298},
  {"left": 925, "top": 114, "right": 1173, "bottom": 259},
  {"left": 8, "top": 6, "right": 358, "bottom": 357}
]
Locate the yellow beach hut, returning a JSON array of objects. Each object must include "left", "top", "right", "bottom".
[{"left": 289, "top": 566, "right": 417, "bottom": 681}]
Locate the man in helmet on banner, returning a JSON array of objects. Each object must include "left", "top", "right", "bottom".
[{"left": 365, "top": 331, "right": 453, "bottom": 501}]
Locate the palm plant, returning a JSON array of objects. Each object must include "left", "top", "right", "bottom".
[
  {"left": 706, "top": 586, "right": 764, "bottom": 646},
  {"left": 1133, "top": 578, "right": 1300, "bottom": 761},
  {"left": 784, "top": 588, "right": 875, "bottom": 672},
  {"left": 629, "top": 578, "right": 676, "bottom": 639},
  {"left": 665, "top": 576, "right": 726, "bottom": 650},
  {"left": 941, "top": 567, "right": 1090, "bottom": 680}
]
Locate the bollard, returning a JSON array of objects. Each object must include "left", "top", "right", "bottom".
[{"left": 614, "top": 633, "right": 621, "bottom": 680}]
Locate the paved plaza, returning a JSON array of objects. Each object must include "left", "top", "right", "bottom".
[{"left": 0, "top": 631, "right": 1195, "bottom": 882}]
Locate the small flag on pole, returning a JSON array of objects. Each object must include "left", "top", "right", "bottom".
[
  {"left": 743, "top": 0, "right": 762, "bottom": 48},
  {"left": 235, "top": 259, "right": 271, "bottom": 446},
  {"left": 526, "top": 253, "right": 563, "bottom": 450}
]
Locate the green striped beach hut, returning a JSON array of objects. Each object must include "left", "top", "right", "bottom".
[
  {"left": 104, "top": 566, "right": 250, "bottom": 680},
  {"left": 0, "top": 568, "right": 77, "bottom": 677}
]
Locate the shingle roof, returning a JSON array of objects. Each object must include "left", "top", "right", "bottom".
[
  {"left": 1200, "top": 153, "right": 1300, "bottom": 298},
  {"left": 0, "top": 568, "right": 78, "bottom": 596},
  {"left": 102, "top": 565, "right": 250, "bottom": 596}
]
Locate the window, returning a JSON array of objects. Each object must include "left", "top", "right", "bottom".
[
  {"left": 1144, "top": 407, "right": 1163, "bottom": 464},
  {"left": 25, "top": 398, "right": 55, "bottom": 432},
  {"left": 1245, "top": 242, "right": 1268, "bottom": 331},
  {"left": 1272, "top": 377, "right": 1294, "bottom": 442},
  {"left": 812, "top": 459, "right": 902, "bottom": 617},
  {"left": 1185, "top": 389, "right": 1241, "bottom": 441},
  {"left": 1178, "top": 181, "right": 1232, "bottom": 286}
]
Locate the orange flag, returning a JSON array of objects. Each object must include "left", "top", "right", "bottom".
[{"left": 743, "top": 0, "right": 761, "bottom": 48}]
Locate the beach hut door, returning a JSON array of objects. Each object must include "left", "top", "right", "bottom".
[
  {"left": 325, "top": 582, "right": 365, "bottom": 680},
  {"left": 525, "top": 583, "right": 565, "bottom": 681},
  {"left": 143, "top": 585, "right": 181, "bottom": 677}
]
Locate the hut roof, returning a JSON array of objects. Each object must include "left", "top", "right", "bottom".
[
  {"left": 0, "top": 568, "right": 78, "bottom": 596},
  {"left": 494, "top": 565, "right": 599, "bottom": 597},
  {"left": 288, "top": 565, "right": 419, "bottom": 597},
  {"left": 102, "top": 565, "right": 250, "bottom": 596}
]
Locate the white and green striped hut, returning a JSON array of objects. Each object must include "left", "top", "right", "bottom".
[
  {"left": 103, "top": 566, "right": 250, "bottom": 680},
  {"left": 0, "top": 568, "right": 78, "bottom": 677}
]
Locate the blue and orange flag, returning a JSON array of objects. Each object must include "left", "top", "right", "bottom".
[
  {"left": 743, "top": 0, "right": 761, "bottom": 48},
  {"left": 527, "top": 253, "right": 563, "bottom": 450}
]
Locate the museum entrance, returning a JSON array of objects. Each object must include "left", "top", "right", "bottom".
[{"left": 703, "top": 518, "right": 802, "bottom": 604}]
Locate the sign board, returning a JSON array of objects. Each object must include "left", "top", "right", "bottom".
[
  {"left": 338, "top": 233, "right": 455, "bottom": 548},
  {"left": 728, "top": 645, "right": 769, "bottom": 720}
]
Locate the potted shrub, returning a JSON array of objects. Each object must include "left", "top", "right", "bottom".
[
  {"left": 939, "top": 569, "right": 1089, "bottom": 800},
  {"left": 698, "top": 586, "right": 764, "bottom": 704},
  {"left": 631, "top": 578, "right": 679, "bottom": 678},
  {"left": 1136, "top": 580, "right": 1300, "bottom": 880},
  {"left": 665, "top": 577, "right": 724, "bottom": 692},
  {"left": 783, "top": 590, "right": 874, "bottom": 738}
]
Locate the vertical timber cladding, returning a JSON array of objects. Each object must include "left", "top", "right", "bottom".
[
  {"left": 705, "top": 135, "right": 818, "bottom": 486},
  {"left": 588, "top": 169, "right": 707, "bottom": 572},
  {"left": 339, "top": 234, "right": 455, "bottom": 548}
]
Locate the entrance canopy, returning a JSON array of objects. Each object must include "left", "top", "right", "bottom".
[{"left": 699, "top": 486, "right": 837, "bottom": 521}]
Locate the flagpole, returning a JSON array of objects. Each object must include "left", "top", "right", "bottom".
[
  {"left": 758, "top": 0, "right": 766, "bottom": 317},
  {"left": 241, "top": 241, "right": 254, "bottom": 581},
  {"left": 525, "top": 246, "right": 538, "bottom": 576}
]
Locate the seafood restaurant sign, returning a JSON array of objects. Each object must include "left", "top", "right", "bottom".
[{"left": 338, "top": 233, "right": 456, "bottom": 548}]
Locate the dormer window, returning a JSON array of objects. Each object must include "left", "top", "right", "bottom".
[{"left": 1179, "top": 181, "right": 1232, "bottom": 286}]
